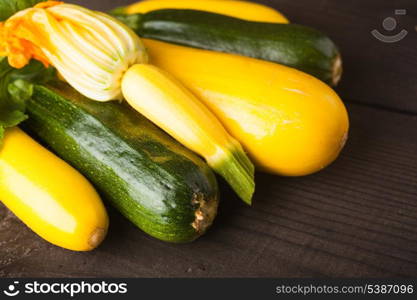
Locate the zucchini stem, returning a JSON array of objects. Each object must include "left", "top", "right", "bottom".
[{"left": 208, "top": 145, "right": 255, "bottom": 205}]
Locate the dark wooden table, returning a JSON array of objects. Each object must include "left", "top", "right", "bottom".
[{"left": 1, "top": 0, "right": 416, "bottom": 278}]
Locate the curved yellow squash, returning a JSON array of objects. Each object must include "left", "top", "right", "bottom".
[
  {"left": 144, "top": 39, "right": 349, "bottom": 176},
  {"left": 0, "top": 128, "right": 109, "bottom": 251},
  {"left": 125, "top": 0, "right": 289, "bottom": 23}
]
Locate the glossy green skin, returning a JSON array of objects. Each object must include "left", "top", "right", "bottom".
[
  {"left": 22, "top": 83, "right": 219, "bottom": 243},
  {"left": 116, "top": 9, "right": 340, "bottom": 85}
]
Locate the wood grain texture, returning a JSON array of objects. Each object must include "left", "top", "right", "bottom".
[{"left": 0, "top": 0, "right": 416, "bottom": 278}]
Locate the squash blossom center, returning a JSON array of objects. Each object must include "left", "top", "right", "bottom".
[{"left": 0, "top": 1, "right": 148, "bottom": 101}]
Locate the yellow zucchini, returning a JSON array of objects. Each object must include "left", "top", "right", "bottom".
[
  {"left": 143, "top": 39, "right": 349, "bottom": 176},
  {"left": 122, "top": 64, "right": 254, "bottom": 204},
  {"left": 0, "top": 127, "right": 108, "bottom": 251},
  {"left": 124, "top": 0, "right": 289, "bottom": 23}
]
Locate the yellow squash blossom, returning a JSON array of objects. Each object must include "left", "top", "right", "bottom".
[
  {"left": 0, "top": 1, "right": 255, "bottom": 204},
  {"left": 0, "top": 1, "right": 147, "bottom": 101}
]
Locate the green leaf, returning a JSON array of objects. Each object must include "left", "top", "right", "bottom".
[
  {"left": 0, "top": 57, "right": 56, "bottom": 144},
  {"left": 0, "top": 107, "right": 27, "bottom": 127},
  {"left": 0, "top": 0, "right": 46, "bottom": 21}
]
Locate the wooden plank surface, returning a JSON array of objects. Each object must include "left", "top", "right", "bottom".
[{"left": 1, "top": 0, "right": 417, "bottom": 278}]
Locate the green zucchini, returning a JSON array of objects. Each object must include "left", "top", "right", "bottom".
[
  {"left": 22, "top": 82, "right": 219, "bottom": 243},
  {"left": 115, "top": 9, "right": 342, "bottom": 85}
]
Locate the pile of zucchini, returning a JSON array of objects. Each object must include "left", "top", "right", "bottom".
[{"left": 0, "top": 0, "right": 349, "bottom": 251}]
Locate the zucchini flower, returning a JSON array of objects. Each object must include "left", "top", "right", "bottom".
[
  {"left": 0, "top": 1, "right": 147, "bottom": 100},
  {"left": 0, "top": 1, "right": 255, "bottom": 204}
]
